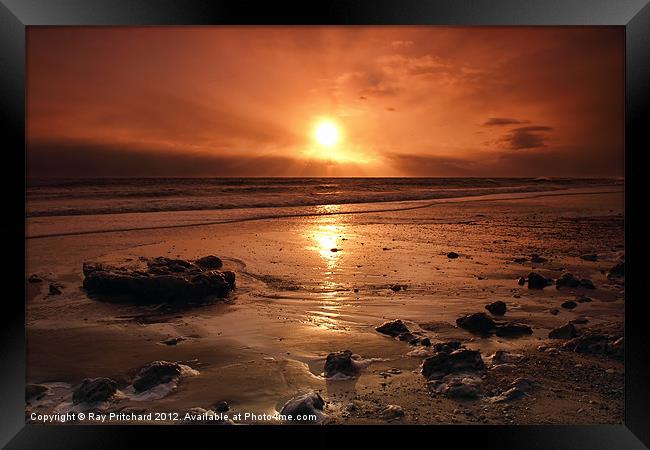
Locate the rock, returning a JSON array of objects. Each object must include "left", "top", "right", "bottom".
[
  {"left": 420, "top": 338, "right": 432, "bottom": 347},
  {"left": 531, "top": 254, "right": 547, "bottom": 263},
  {"left": 549, "top": 308, "right": 560, "bottom": 315},
  {"left": 563, "top": 333, "right": 623, "bottom": 359},
  {"left": 514, "top": 257, "right": 528, "bottom": 264},
  {"left": 28, "top": 274, "right": 43, "bottom": 283},
  {"left": 577, "top": 296, "right": 592, "bottom": 303},
  {"left": 132, "top": 361, "right": 182, "bottom": 392},
  {"left": 491, "top": 350, "right": 524, "bottom": 364},
  {"left": 447, "top": 252, "right": 459, "bottom": 259},
  {"left": 194, "top": 255, "right": 223, "bottom": 269},
  {"left": 517, "top": 277, "right": 526, "bottom": 286},
  {"left": 430, "top": 375, "right": 483, "bottom": 399},
  {"left": 607, "top": 261, "right": 624, "bottom": 279},
  {"left": 490, "top": 387, "right": 527, "bottom": 403},
  {"left": 548, "top": 323, "right": 579, "bottom": 339},
  {"left": 72, "top": 378, "right": 118, "bottom": 404},
  {"left": 381, "top": 404, "right": 405, "bottom": 419},
  {"left": 485, "top": 301, "right": 507, "bottom": 316},
  {"left": 580, "top": 279, "right": 595, "bottom": 289},
  {"left": 580, "top": 254, "right": 598, "bottom": 261},
  {"left": 376, "top": 319, "right": 410, "bottom": 337},
  {"left": 160, "top": 337, "right": 185, "bottom": 346},
  {"left": 431, "top": 341, "right": 462, "bottom": 353},
  {"left": 490, "top": 363, "right": 518, "bottom": 373},
  {"left": 494, "top": 322, "right": 533, "bottom": 337},
  {"left": 397, "top": 332, "right": 421, "bottom": 345},
  {"left": 422, "top": 349, "right": 485, "bottom": 380},
  {"left": 390, "top": 285, "right": 401, "bottom": 292},
  {"left": 556, "top": 273, "right": 581, "bottom": 289},
  {"left": 456, "top": 313, "right": 496, "bottom": 334},
  {"left": 324, "top": 350, "right": 359, "bottom": 378},
  {"left": 82, "top": 256, "right": 235, "bottom": 303},
  {"left": 527, "top": 272, "right": 550, "bottom": 289},
  {"left": 330, "top": 248, "right": 338, "bottom": 252},
  {"left": 48, "top": 284, "right": 62, "bottom": 295},
  {"left": 279, "top": 392, "right": 326, "bottom": 423},
  {"left": 26, "top": 384, "right": 49, "bottom": 402},
  {"left": 214, "top": 401, "right": 229, "bottom": 412},
  {"left": 561, "top": 300, "right": 577, "bottom": 309}
]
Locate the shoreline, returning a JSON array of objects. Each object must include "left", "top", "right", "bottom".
[{"left": 26, "top": 186, "right": 622, "bottom": 239}]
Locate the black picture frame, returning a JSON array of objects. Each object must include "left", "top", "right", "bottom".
[{"left": 2, "top": 0, "right": 648, "bottom": 448}]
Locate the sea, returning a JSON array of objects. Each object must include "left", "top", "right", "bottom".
[{"left": 26, "top": 177, "right": 622, "bottom": 219}]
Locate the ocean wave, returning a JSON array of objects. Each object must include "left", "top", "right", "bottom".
[{"left": 26, "top": 177, "right": 622, "bottom": 218}]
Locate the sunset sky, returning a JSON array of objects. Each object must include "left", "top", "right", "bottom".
[{"left": 27, "top": 26, "right": 624, "bottom": 178}]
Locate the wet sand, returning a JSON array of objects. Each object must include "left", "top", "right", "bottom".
[{"left": 25, "top": 188, "right": 625, "bottom": 424}]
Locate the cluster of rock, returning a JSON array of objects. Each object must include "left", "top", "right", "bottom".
[
  {"left": 519, "top": 271, "right": 596, "bottom": 290},
  {"left": 82, "top": 256, "right": 235, "bottom": 303},
  {"left": 456, "top": 312, "right": 533, "bottom": 337},
  {"left": 562, "top": 333, "right": 624, "bottom": 360},
  {"left": 375, "top": 319, "right": 431, "bottom": 346},
  {"left": 70, "top": 360, "right": 191, "bottom": 406}
]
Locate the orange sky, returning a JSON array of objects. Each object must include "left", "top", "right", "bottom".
[{"left": 27, "top": 26, "right": 624, "bottom": 177}]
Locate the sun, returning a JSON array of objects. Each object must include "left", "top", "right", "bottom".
[{"left": 314, "top": 120, "right": 340, "bottom": 148}]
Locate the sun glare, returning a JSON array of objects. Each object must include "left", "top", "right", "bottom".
[{"left": 314, "top": 121, "right": 340, "bottom": 148}]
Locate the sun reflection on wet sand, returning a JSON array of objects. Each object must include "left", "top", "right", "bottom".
[
  {"left": 302, "top": 205, "right": 350, "bottom": 330},
  {"left": 306, "top": 205, "right": 347, "bottom": 270}
]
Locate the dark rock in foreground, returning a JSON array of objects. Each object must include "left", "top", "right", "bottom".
[
  {"left": 527, "top": 272, "right": 552, "bottom": 289},
  {"left": 608, "top": 261, "right": 624, "bottom": 279},
  {"left": 485, "top": 301, "right": 507, "bottom": 316},
  {"left": 422, "top": 348, "right": 485, "bottom": 380},
  {"left": 563, "top": 334, "right": 624, "bottom": 359},
  {"left": 49, "top": 284, "right": 62, "bottom": 295},
  {"left": 82, "top": 256, "right": 235, "bottom": 303},
  {"left": 324, "top": 350, "right": 359, "bottom": 378},
  {"left": 561, "top": 300, "right": 578, "bottom": 309},
  {"left": 398, "top": 332, "right": 421, "bottom": 345},
  {"left": 214, "top": 401, "right": 229, "bottom": 412},
  {"left": 431, "top": 340, "right": 462, "bottom": 354},
  {"left": 73, "top": 377, "right": 118, "bottom": 404},
  {"left": 456, "top": 313, "right": 495, "bottom": 334},
  {"left": 160, "top": 337, "right": 186, "bottom": 346},
  {"left": 548, "top": 323, "right": 579, "bottom": 339},
  {"left": 556, "top": 273, "right": 594, "bottom": 290},
  {"left": 132, "top": 361, "right": 182, "bottom": 392},
  {"left": 580, "top": 254, "right": 598, "bottom": 262},
  {"left": 28, "top": 274, "right": 43, "bottom": 283},
  {"left": 429, "top": 374, "right": 483, "bottom": 399},
  {"left": 26, "top": 384, "right": 49, "bottom": 402},
  {"left": 494, "top": 322, "right": 533, "bottom": 337},
  {"left": 279, "top": 392, "right": 327, "bottom": 423},
  {"left": 447, "top": 252, "right": 459, "bottom": 259},
  {"left": 376, "top": 319, "right": 410, "bottom": 337},
  {"left": 457, "top": 313, "right": 533, "bottom": 337},
  {"left": 194, "top": 255, "right": 223, "bottom": 269}
]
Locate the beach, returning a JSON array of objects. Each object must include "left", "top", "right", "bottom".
[{"left": 25, "top": 180, "right": 625, "bottom": 424}]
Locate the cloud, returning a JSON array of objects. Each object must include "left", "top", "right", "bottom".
[
  {"left": 482, "top": 117, "right": 529, "bottom": 126},
  {"left": 502, "top": 125, "right": 553, "bottom": 150}
]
